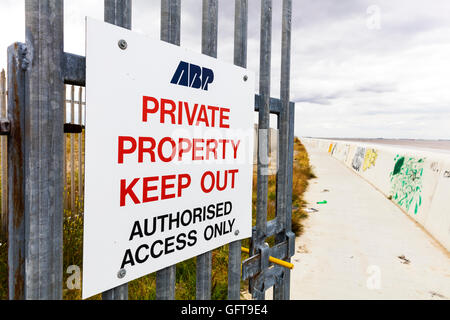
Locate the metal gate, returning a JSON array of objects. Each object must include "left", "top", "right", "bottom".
[{"left": 4, "top": 0, "right": 294, "bottom": 300}]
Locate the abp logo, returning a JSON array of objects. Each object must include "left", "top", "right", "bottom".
[{"left": 170, "top": 61, "right": 214, "bottom": 91}]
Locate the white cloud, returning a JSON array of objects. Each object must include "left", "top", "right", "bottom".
[{"left": 292, "top": 0, "right": 450, "bottom": 139}]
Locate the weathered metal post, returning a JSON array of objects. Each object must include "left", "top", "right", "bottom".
[
  {"left": 7, "top": 42, "right": 27, "bottom": 300},
  {"left": 0, "top": 69, "right": 7, "bottom": 238},
  {"left": 156, "top": 0, "right": 181, "bottom": 301},
  {"left": 25, "top": 0, "right": 65, "bottom": 300},
  {"left": 104, "top": 0, "right": 132, "bottom": 30},
  {"left": 250, "top": 0, "right": 272, "bottom": 300},
  {"left": 196, "top": 0, "right": 218, "bottom": 301},
  {"left": 273, "top": 0, "right": 293, "bottom": 300},
  {"left": 227, "top": 0, "right": 248, "bottom": 301},
  {"left": 70, "top": 86, "right": 76, "bottom": 214},
  {"left": 63, "top": 86, "right": 68, "bottom": 212},
  {"left": 77, "top": 87, "right": 83, "bottom": 204},
  {"left": 7, "top": 0, "right": 65, "bottom": 300},
  {"left": 101, "top": 0, "right": 132, "bottom": 300}
]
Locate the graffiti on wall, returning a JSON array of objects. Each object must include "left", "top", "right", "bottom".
[
  {"left": 389, "top": 155, "right": 424, "bottom": 215},
  {"left": 352, "top": 147, "right": 366, "bottom": 171},
  {"left": 328, "top": 144, "right": 333, "bottom": 153},
  {"left": 344, "top": 144, "right": 351, "bottom": 163},
  {"left": 331, "top": 143, "right": 337, "bottom": 155},
  {"left": 362, "top": 148, "right": 378, "bottom": 171},
  {"left": 430, "top": 162, "right": 440, "bottom": 174}
]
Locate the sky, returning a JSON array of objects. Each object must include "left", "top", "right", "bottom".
[{"left": 1, "top": 0, "right": 450, "bottom": 139}]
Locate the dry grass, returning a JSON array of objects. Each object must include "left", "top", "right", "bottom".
[{"left": 291, "top": 137, "right": 316, "bottom": 235}]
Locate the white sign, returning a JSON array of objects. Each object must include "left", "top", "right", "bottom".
[{"left": 83, "top": 18, "right": 255, "bottom": 299}]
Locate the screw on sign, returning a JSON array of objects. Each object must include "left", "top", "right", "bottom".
[
  {"left": 117, "top": 268, "right": 126, "bottom": 279},
  {"left": 118, "top": 39, "right": 127, "bottom": 50}
]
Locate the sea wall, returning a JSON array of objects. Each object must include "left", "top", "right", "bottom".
[{"left": 302, "top": 138, "right": 450, "bottom": 252}]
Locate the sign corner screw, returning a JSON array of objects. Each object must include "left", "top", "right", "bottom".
[
  {"left": 117, "top": 268, "right": 126, "bottom": 279},
  {"left": 118, "top": 39, "right": 128, "bottom": 50}
]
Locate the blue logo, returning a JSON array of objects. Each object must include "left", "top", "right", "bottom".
[{"left": 170, "top": 61, "right": 214, "bottom": 91}]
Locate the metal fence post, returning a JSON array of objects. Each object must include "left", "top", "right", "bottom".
[
  {"left": 195, "top": 0, "right": 218, "bottom": 301},
  {"left": 155, "top": 0, "right": 181, "bottom": 301},
  {"left": 70, "top": 85, "right": 76, "bottom": 214},
  {"left": 101, "top": 0, "right": 132, "bottom": 300},
  {"left": 64, "top": 86, "right": 68, "bottom": 212},
  {"left": 161, "top": 0, "right": 181, "bottom": 46},
  {"left": 104, "top": 0, "right": 132, "bottom": 30},
  {"left": 250, "top": 0, "right": 272, "bottom": 301},
  {"left": 227, "top": 0, "right": 248, "bottom": 301},
  {"left": 77, "top": 87, "right": 83, "bottom": 205},
  {"left": 8, "top": 0, "right": 66, "bottom": 300},
  {"left": 0, "top": 69, "right": 7, "bottom": 238},
  {"left": 7, "top": 42, "right": 27, "bottom": 300},
  {"left": 273, "top": 0, "right": 292, "bottom": 300}
]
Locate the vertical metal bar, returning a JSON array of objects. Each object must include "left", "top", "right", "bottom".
[
  {"left": 0, "top": 69, "right": 7, "bottom": 237},
  {"left": 196, "top": 0, "right": 218, "bottom": 301},
  {"left": 155, "top": 265, "right": 175, "bottom": 300},
  {"left": 70, "top": 86, "right": 75, "bottom": 214},
  {"left": 273, "top": 0, "right": 292, "bottom": 300},
  {"left": 284, "top": 101, "right": 295, "bottom": 299},
  {"left": 78, "top": 87, "right": 83, "bottom": 207},
  {"left": 81, "top": 89, "right": 86, "bottom": 200},
  {"left": 161, "top": 0, "right": 181, "bottom": 46},
  {"left": 7, "top": 42, "right": 27, "bottom": 300},
  {"left": 250, "top": 0, "right": 272, "bottom": 300},
  {"left": 24, "top": 0, "right": 65, "bottom": 299},
  {"left": 156, "top": 0, "right": 181, "bottom": 301},
  {"left": 280, "top": 1, "right": 293, "bottom": 300},
  {"left": 104, "top": 0, "right": 132, "bottom": 30},
  {"left": 102, "top": 0, "right": 131, "bottom": 300},
  {"left": 201, "top": 0, "right": 218, "bottom": 58},
  {"left": 227, "top": 0, "right": 248, "bottom": 301},
  {"left": 256, "top": 0, "right": 272, "bottom": 240},
  {"left": 63, "top": 86, "right": 68, "bottom": 212}
]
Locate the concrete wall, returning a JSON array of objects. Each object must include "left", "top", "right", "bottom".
[{"left": 302, "top": 138, "right": 450, "bottom": 252}]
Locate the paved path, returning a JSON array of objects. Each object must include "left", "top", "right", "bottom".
[{"left": 289, "top": 147, "right": 450, "bottom": 299}]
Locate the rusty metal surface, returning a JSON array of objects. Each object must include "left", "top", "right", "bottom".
[
  {"left": 0, "top": 69, "right": 8, "bottom": 237},
  {"left": 0, "top": 118, "right": 10, "bottom": 135},
  {"left": 7, "top": 42, "right": 27, "bottom": 300}
]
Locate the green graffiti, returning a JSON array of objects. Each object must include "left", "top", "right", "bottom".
[
  {"left": 389, "top": 155, "right": 424, "bottom": 215},
  {"left": 392, "top": 156, "right": 404, "bottom": 175}
]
